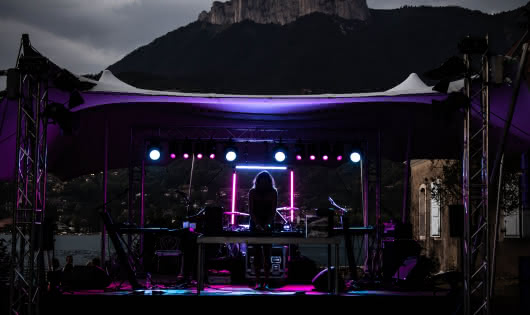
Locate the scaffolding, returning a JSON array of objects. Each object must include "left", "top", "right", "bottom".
[
  {"left": 9, "top": 34, "right": 50, "bottom": 315},
  {"left": 462, "top": 36, "right": 490, "bottom": 315}
]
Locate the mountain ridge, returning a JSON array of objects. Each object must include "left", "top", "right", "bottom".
[{"left": 107, "top": 5, "right": 528, "bottom": 94}]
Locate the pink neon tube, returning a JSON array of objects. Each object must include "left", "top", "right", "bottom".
[
  {"left": 231, "top": 172, "right": 237, "bottom": 225},
  {"left": 290, "top": 170, "right": 294, "bottom": 222}
]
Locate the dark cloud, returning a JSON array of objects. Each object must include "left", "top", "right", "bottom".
[{"left": 1, "top": 0, "right": 528, "bottom": 91}]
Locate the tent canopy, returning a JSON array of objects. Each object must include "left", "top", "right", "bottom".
[{"left": 1, "top": 46, "right": 529, "bottom": 180}]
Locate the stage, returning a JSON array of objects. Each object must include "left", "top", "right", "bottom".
[{"left": 41, "top": 280, "right": 457, "bottom": 314}]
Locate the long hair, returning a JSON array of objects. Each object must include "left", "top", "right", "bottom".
[{"left": 251, "top": 171, "right": 277, "bottom": 192}]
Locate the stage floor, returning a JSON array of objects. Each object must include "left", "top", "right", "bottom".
[{"left": 66, "top": 284, "right": 451, "bottom": 297}]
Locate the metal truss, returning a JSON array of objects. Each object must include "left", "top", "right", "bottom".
[
  {"left": 462, "top": 37, "right": 490, "bottom": 315},
  {"left": 9, "top": 35, "right": 49, "bottom": 315}
]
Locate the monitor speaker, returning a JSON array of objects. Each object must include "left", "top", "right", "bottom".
[{"left": 311, "top": 267, "right": 345, "bottom": 292}]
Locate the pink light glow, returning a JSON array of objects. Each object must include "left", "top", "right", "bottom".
[
  {"left": 209, "top": 153, "right": 215, "bottom": 159},
  {"left": 322, "top": 155, "right": 329, "bottom": 161},
  {"left": 197, "top": 153, "right": 203, "bottom": 159},
  {"left": 337, "top": 155, "right": 343, "bottom": 161},
  {"left": 296, "top": 155, "right": 302, "bottom": 161},
  {"left": 310, "top": 155, "right": 316, "bottom": 160},
  {"left": 183, "top": 153, "right": 190, "bottom": 159},
  {"left": 231, "top": 172, "right": 237, "bottom": 225},
  {"left": 290, "top": 170, "right": 294, "bottom": 222},
  {"left": 170, "top": 153, "right": 176, "bottom": 159}
]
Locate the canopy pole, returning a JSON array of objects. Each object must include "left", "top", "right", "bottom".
[
  {"left": 101, "top": 116, "right": 109, "bottom": 266},
  {"left": 361, "top": 141, "right": 369, "bottom": 273}
]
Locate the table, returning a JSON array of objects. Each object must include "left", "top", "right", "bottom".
[{"left": 196, "top": 235, "right": 342, "bottom": 295}]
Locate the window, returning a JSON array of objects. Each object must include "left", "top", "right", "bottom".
[
  {"left": 418, "top": 184, "right": 427, "bottom": 240},
  {"left": 430, "top": 181, "right": 441, "bottom": 237},
  {"left": 504, "top": 176, "right": 521, "bottom": 238}
]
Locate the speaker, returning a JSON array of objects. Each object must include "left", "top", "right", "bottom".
[
  {"left": 311, "top": 267, "right": 345, "bottom": 292},
  {"left": 449, "top": 205, "right": 464, "bottom": 238}
]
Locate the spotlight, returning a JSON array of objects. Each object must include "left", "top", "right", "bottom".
[
  {"left": 226, "top": 150, "right": 237, "bottom": 162},
  {"left": 310, "top": 155, "right": 316, "bottom": 161},
  {"left": 337, "top": 156, "right": 343, "bottom": 161},
  {"left": 323, "top": 155, "right": 329, "bottom": 161},
  {"left": 275, "top": 151, "right": 286, "bottom": 162},
  {"left": 296, "top": 155, "right": 302, "bottom": 161},
  {"left": 170, "top": 153, "right": 176, "bottom": 159},
  {"left": 273, "top": 142, "right": 288, "bottom": 163},
  {"left": 197, "top": 153, "right": 203, "bottom": 159},
  {"left": 182, "top": 139, "right": 192, "bottom": 159},
  {"left": 209, "top": 153, "right": 216, "bottom": 159},
  {"left": 350, "top": 152, "right": 361, "bottom": 163},
  {"left": 224, "top": 140, "right": 238, "bottom": 162},
  {"left": 147, "top": 139, "right": 162, "bottom": 161}
]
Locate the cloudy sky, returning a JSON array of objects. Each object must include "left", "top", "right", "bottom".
[{"left": 0, "top": 0, "right": 528, "bottom": 90}]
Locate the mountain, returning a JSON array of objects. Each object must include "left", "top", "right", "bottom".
[
  {"left": 198, "top": 0, "right": 370, "bottom": 25},
  {"left": 108, "top": 5, "right": 528, "bottom": 94}
]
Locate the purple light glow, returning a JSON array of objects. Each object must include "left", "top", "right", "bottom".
[
  {"left": 337, "top": 155, "right": 343, "bottom": 161},
  {"left": 183, "top": 153, "right": 190, "bottom": 159},
  {"left": 290, "top": 170, "right": 294, "bottom": 223},
  {"left": 310, "top": 155, "right": 316, "bottom": 160},
  {"left": 197, "top": 153, "right": 203, "bottom": 159},
  {"left": 322, "top": 155, "right": 329, "bottom": 161},
  {"left": 170, "top": 153, "right": 176, "bottom": 159},
  {"left": 210, "top": 153, "right": 216, "bottom": 159},
  {"left": 296, "top": 155, "right": 302, "bottom": 161},
  {"left": 231, "top": 172, "right": 237, "bottom": 225}
]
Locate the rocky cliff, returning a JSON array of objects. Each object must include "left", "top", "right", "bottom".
[{"left": 198, "top": 0, "right": 370, "bottom": 25}]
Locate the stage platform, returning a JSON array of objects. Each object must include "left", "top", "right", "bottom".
[{"left": 41, "top": 280, "right": 458, "bottom": 315}]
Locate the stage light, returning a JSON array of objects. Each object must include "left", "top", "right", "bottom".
[
  {"left": 169, "top": 140, "right": 178, "bottom": 160},
  {"left": 273, "top": 142, "right": 288, "bottom": 163},
  {"left": 333, "top": 143, "right": 344, "bottom": 161},
  {"left": 147, "top": 139, "right": 162, "bottom": 161},
  {"left": 194, "top": 141, "right": 204, "bottom": 159},
  {"left": 224, "top": 140, "right": 238, "bottom": 162},
  {"left": 275, "top": 151, "right": 286, "bottom": 162},
  {"left": 236, "top": 165, "right": 287, "bottom": 170},
  {"left": 226, "top": 151, "right": 237, "bottom": 162},
  {"left": 182, "top": 139, "right": 192, "bottom": 159},
  {"left": 295, "top": 140, "right": 305, "bottom": 161},
  {"left": 350, "top": 152, "right": 361, "bottom": 163},
  {"left": 308, "top": 144, "right": 317, "bottom": 162},
  {"left": 207, "top": 139, "right": 216, "bottom": 159},
  {"left": 149, "top": 149, "right": 161, "bottom": 161},
  {"left": 320, "top": 142, "right": 331, "bottom": 161}
]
